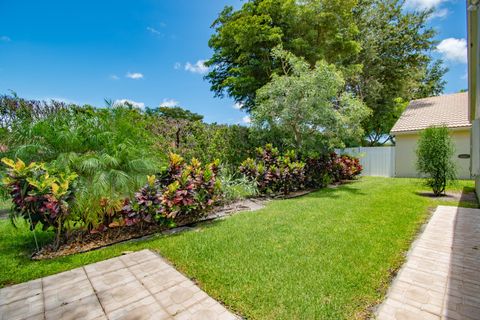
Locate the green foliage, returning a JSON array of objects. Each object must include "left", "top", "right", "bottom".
[
  {"left": 146, "top": 106, "right": 204, "bottom": 121},
  {"left": 218, "top": 167, "right": 259, "bottom": 202},
  {"left": 334, "top": 154, "right": 363, "bottom": 180},
  {"left": 1, "top": 158, "right": 77, "bottom": 249},
  {"left": 206, "top": 0, "right": 446, "bottom": 144},
  {"left": 253, "top": 47, "right": 370, "bottom": 151},
  {"left": 240, "top": 144, "right": 306, "bottom": 195},
  {"left": 206, "top": 0, "right": 360, "bottom": 111},
  {"left": 159, "top": 154, "right": 222, "bottom": 219},
  {"left": 353, "top": 0, "right": 447, "bottom": 144},
  {"left": 416, "top": 126, "right": 456, "bottom": 196}
]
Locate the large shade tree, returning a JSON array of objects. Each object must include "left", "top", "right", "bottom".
[
  {"left": 206, "top": 0, "right": 360, "bottom": 112},
  {"left": 206, "top": 0, "right": 446, "bottom": 144},
  {"left": 351, "top": 0, "right": 447, "bottom": 144},
  {"left": 253, "top": 47, "right": 370, "bottom": 152}
]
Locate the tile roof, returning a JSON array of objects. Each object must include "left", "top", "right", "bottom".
[{"left": 390, "top": 92, "right": 471, "bottom": 134}]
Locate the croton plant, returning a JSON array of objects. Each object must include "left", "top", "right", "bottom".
[
  {"left": 240, "top": 144, "right": 305, "bottom": 195},
  {"left": 122, "top": 153, "right": 222, "bottom": 226},
  {"left": 1, "top": 158, "right": 77, "bottom": 249}
]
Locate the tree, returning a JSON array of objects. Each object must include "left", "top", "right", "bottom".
[
  {"left": 352, "top": 0, "right": 447, "bottom": 145},
  {"left": 145, "top": 106, "right": 203, "bottom": 149},
  {"left": 253, "top": 47, "right": 370, "bottom": 152},
  {"left": 146, "top": 106, "right": 203, "bottom": 122},
  {"left": 206, "top": 0, "right": 360, "bottom": 111},
  {"left": 206, "top": 0, "right": 446, "bottom": 143},
  {"left": 416, "top": 126, "right": 456, "bottom": 196}
]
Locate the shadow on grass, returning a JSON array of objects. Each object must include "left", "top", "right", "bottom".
[{"left": 306, "top": 182, "right": 367, "bottom": 199}]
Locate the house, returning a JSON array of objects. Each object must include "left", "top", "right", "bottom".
[
  {"left": 468, "top": 0, "right": 480, "bottom": 201},
  {"left": 390, "top": 92, "right": 472, "bottom": 179}
]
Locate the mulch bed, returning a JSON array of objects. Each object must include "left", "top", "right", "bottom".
[
  {"left": 31, "top": 198, "right": 268, "bottom": 260},
  {"left": 29, "top": 185, "right": 344, "bottom": 260}
]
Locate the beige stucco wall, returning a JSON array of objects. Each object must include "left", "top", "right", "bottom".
[{"left": 395, "top": 129, "right": 472, "bottom": 180}]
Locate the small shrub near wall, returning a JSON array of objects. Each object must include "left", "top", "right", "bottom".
[
  {"left": 416, "top": 126, "right": 456, "bottom": 196},
  {"left": 240, "top": 146, "right": 363, "bottom": 195},
  {"left": 335, "top": 154, "right": 363, "bottom": 181}
]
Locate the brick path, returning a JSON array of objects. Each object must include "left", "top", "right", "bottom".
[
  {"left": 0, "top": 250, "right": 238, "bottom": 320},
  {"left": 376, "top": 205, "right": 480, "bottom": 320}
]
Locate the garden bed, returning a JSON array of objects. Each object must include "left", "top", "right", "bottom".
[{"left": 31, "top": 198, "right": 267, "bottom": 260}]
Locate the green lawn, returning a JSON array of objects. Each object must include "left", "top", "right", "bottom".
[{"left": 0, "top": 177, "right": 476, "bottom": 319}]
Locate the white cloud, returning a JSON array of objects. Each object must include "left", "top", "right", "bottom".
[
  {"left": 405, "top": 0, "right": 449, "bottom": 19},
  {"left": 114, "top": 99, "right": 145, "bottom": 109},
  {"left": 437, "top": 38, "right": 467, "bottom": 64},
  {"left": 430, "top": 8, "right": 449, "bottom": 19},
  {"left": 146, "top": 27, "right": 162, "bottom": 36},
  {"left": 159, "top": 98, "right": 179, "bottom": 108},
  {"left": 242, "top": 116, "right": 251, "bottom": 124},
  {"left": 185, "top": 60, "right": 209, "bottom": 74},
  {"left": 174, "top": 62, "right": 182, "bottom": 70},
  {"left": 43, "top": 97, "right": 78, "bottom": 105},
  {"left": 405, "top": 0, "right": 445, "bottom": 10},
  {"left": 0, "top": 36, "right": 10, "bottom": 42},
  {"left": 125, "top": 72, "right": 144, "bottom": 79},
  {"left": 233, "top": 102, "right": 243, "bottom": 110},
  {"left": 110, "top": 74, "right": 120, "bottom": 80}
]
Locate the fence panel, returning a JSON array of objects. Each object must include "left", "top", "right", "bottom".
[{"left": 335, "top": 147, "right": 395, "bottom": 177}]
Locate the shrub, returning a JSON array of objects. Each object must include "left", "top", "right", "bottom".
[
  {"left": 121, "top": 175, "right": 165, "bottom": 228},
  {"left": 336, "top": 154, "right": 363, "bottom": 180},
  {"left": 159, "top": 155, "right": 221, "bottom": 220},
  {"left": 1, "top": 158, "right": 77, "bottom": 249},
  {"left": 123, "top": 154, "right": 222, "bottom": 225},
  {"left": 218, "top": 167, "right": 259, "bottom": 202},
  {"left": 416, "top": 126, "right": 456, "bottom": 196},
  {"left": 303, "top": 153, "right": 362, "bottom": 187},
  {"left": 240, "top": 144, "right": 305, "bottom": 195}
]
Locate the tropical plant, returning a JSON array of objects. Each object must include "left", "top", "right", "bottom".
[
  {"left": 121, "top": 175, "right": 169, "bottom": 228},
  {"left": 2, "top": 97, "right": 162, "bottom": 225},
  {"left": 1, "top": 158, "right": 77, "bottom": 249},
  {"left": 159, "top": 154, "right": 222, "bottom": 220},
  {"left": 303, "top": 154, "right": 335, "bottom": 188},
  {"left": 335, "top": 154, "right": 363, "bottom": 180},
  {"left": 240, "top": 144, "right": 305, "bottom": 195},
  {"left": 416, "top": 126, "right": 456, "bottom": 196},
  {"left": 218, "top": 167, "right": 259, "bottom": 202}
]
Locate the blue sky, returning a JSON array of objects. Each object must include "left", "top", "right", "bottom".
[{"left": 0, "top": 0, "right": 468, "bottom": 124}]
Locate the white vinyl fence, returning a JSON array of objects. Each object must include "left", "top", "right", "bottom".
[{"left": 335, "top": 146, "right": 395, "bottom": 177}]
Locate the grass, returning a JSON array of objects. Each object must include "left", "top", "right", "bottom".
[
  {"left": 0, "top": 198, "right": 9, "bottom": 211},
  {"left": 0, "top": 177, "right": 477, "bottom": 319}
]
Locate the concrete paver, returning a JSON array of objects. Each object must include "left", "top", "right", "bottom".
[
  {"left": 0, "top": 249, "right": 238, "bottom": 320},
  {"left": 376, "top": 206, "right": 480, "bottom": 320}
]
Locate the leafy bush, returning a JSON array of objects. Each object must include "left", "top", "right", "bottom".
[
  {"left": 159, "top": 154, "right": 221, "bottom": 220},
  {"left": 121, "top": 154, "right": 222, "bottom": 227},
  {"left": 303, "top": 154, "right": 335, "bottom": 188},
  {"left": 416, "top": 126, "right": 456, "bottom": 196},
  {"left": 121, "top": 175, "right": 165, "bottom": 228},
  {"left": 335, "top": 154, "right": 363, "bottom": 181},
  {"left": 219, "top": 167, "right": 259, "bottom": 202},
  {"left": 240, "top": 144, "right": 305, "bottom": 195},
  {"left": 1, "top": 158, "right": 77, "bottom": 249}
]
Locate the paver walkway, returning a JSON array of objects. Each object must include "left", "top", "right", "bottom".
[
  {"left": 376, "top": 205, "right": 480, "bottom": 320},
  {"left": 0, "top": 250, "right": 238, "bottom": 320}
]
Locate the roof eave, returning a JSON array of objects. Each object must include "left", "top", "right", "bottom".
[{"left": 391, "top": 125, "right": 472, "bottom": 136}]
